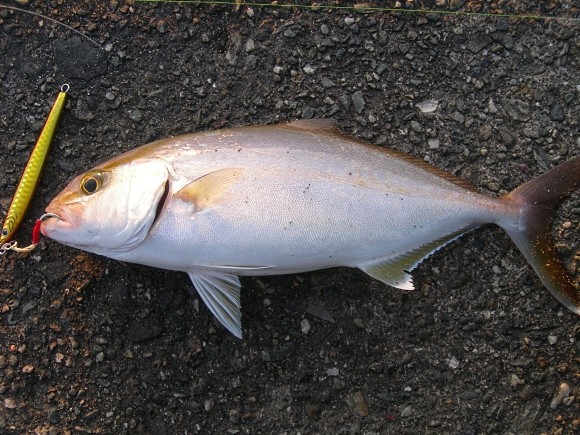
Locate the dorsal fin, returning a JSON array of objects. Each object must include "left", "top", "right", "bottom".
[{"left": 284, "top": 119, "right": 478, "bottom": 193}]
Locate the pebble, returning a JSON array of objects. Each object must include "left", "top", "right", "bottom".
[
  {"left": 448, "top": 356, "right": 459, "bottom": 369},
  {"left": 305, "top": 403, "right": 321, "bottom": 419},
  {"left": 4, "top": 398, "right": 17, "bottom": 409},
  {"left": 410, "top": 120, "right": 422, "bottom": 133},
  {"left": 303, "top": 65, "right": 315, "bottom": 75},
  {"left": 478, "top": 125, "right": 492, "bottom": 141},
  {"left": 320, "top": 24, "right": 329, "bottom": 35},
  {"left": 550, "top": 383, "right": 570, "bottom": 409},
  {"left": 320, "top": 77, "right": 335, "bottom": 88},
  {"left": 416, "top": 99, "right": 438, "bottom": 113},
  {"left": 428, "top": 138, "right": 440, "bottom": 149},
  {"left": 128, "top": 110, "right": 142, "bottom": 122},
  {"left": 327, "top": 367, "right": 339, "bottom": 377},
  {"left": 547, "top": 335, "right": 558, "bottom": 345},
  {"left": 346, "top": 392, "right": 368, "bottom": 417},
  {"left": 452, "top": 112, "right": 465, "bottom": 123},
  {"left": 400, "top": 406, "right": 413, "bottom": 417},
  {"left": 21, "top": 364, "right": 34, "bottom": 374},
  {"left": 300, "top": 318, "right": 311, "bottom": 334},
  {"left": 510, "top": 374, "right": 524, "bottom": 387},
  {"left": 487, "top": 182, "right": 500, "bottom": 192},
  {"left": 245, "top": 39, "right": 255, "bottom": 53},
  {"left": 549, "top": 105, "right": 565, "bottom": 121},
  {"left": 351, "top": 91, "right": 365, "bottom": 114},
  {"left": 96, "top": 352, "right": 105, "bottom": 363},
  {"left": 344, "top": 17, "right": 355, "bottom": 26}
]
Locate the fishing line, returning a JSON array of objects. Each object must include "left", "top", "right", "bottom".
[
  {"left": 135, "top": 0, "right": 580, "bottom": 23},
  {"left": 0, "top": 4, "right": 102, "bottom": 47}
]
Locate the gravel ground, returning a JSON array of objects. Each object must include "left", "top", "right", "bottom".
[{"left": 1, "top": 1, "right": 579, "bottom": 433}]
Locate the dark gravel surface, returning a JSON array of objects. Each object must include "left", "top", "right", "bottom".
[{"left": 1, "top": 1, "right": 579, "bottom": 433}]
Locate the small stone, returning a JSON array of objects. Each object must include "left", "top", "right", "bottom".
[
  {"left": 346, "top": 392, "right": 368, "bottom": 417},
  {"left": 4, "top": 398, "right": 17, "bottom": 409},
  {"left": 105, "top": 91, "right": 116, "bottom": 101},
  {"left": 351, "top": 91, "right": 365, "bottom": 114},
  {"left": 510, "top": 374, "right": 524, "bottom": 387},
  {"left": 520, "top": 386, "right": 535, "bottom": 401},
  {"left": 320, "top": 77, "right": 335, "bottom": 88},
  {"left": 22, "top": 364, "right": 34, "bottom": 374},
  {"left": 96, "top": 352, "right": 105, "bottom": 363},
  {"left": 353, "top": 318, "right": 364, "bottom": 329},
  {"left": 448, "top": 357, "right": 459, "bottom": 369},
  {"left": 261, "top": 351, "right": 270, "bottom": 362},
  {"left": 547, "top": 335, "right": 558, "bottom": 345},
  {"left": 549, "top": 105, "right": 565, "bottom": 121},
  {"left": 428, "top": 138, "right": 440, "bottom": 149},
  {"left": 245, "top": 38, "right": 255, "bottom": 53},
  {"left": 344, "top": 17, "right": 355, "bottom": 26},
  {"left": 493, "top": 265, "right": 502, "bottom": 274},
  {"left": 479, "top": 125, "right": 493, "bottom": 141},
  {"left": 333, "top": 378, "right": 345, "bottom": 390},
  {"left": 262, "top": 298, "right": 271, "bottom": 307},
  {"left": 303, "top": 64, "right": 315, "bottom": 75},
  {"left": 400, "top": 406, "right": 413, "bottom": 417},
  {"left": 283, "top": 29, "right": 296, "bottom": 38},
  {"left": 452, "top": 112, "right": 464, "bottom": 123},
  {"left": 301, "top": 318, "right": 311, "bottom": 334},
  {"left": 550, "top": 383, "right": 571, "bottom": 409},
  {"left": 305, "top": 403, "right": 321, "bottom": 419},
  {"left": 416, "top": 99, "right": 438, "bottom": 113},
  {"left": 320, "top": 24, "right": 329, "bottom": 35},
  {"left": 327, "top": 367, "right": 339, "bottom": 377},
  {"left": 487, "top": 182, "right": 500, "bottom": 192},
  {"left": 410, "top": 120, "right": 422, "bottom": 133}
]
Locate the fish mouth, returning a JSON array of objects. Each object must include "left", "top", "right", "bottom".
[{"left": 40, "top": 212, "right": 63, "bottom": 222}]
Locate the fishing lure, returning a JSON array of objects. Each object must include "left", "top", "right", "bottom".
[{"left": 0, "top": 84, "right": 69, "bottom": 247}]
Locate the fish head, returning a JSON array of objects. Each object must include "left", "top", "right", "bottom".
[{"left": 41, "top": 158, "right": 170, "bottom": 254}]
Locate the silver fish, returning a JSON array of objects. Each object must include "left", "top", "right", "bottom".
[{"left": 41, "top": 119, "right": 580, "bottom": 337}]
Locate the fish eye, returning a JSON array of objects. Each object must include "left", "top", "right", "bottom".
[{"left": 80, "top": 172, "right": 107, "bottom": 195}]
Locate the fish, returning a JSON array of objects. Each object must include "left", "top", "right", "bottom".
[
  {"left": 40, "top": 119, "right": 580, "bottom": 338},
  {"left": 1, "top": 84, "right": 68, "bottom": 244}
]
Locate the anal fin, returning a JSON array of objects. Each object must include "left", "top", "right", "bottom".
[
  {"left": 187, "top": 272, "right": 243, "bottom": 338},
  {"left": 359, "top": 228, "right": 472, "bottom": 290}
]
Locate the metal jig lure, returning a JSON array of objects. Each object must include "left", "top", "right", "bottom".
[{"left": 0, "top": 84, "right": 69, "bottom": 253}]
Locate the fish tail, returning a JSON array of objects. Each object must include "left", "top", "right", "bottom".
[{"left": 499, "top": 156, "right": 580, "bottom": 315}]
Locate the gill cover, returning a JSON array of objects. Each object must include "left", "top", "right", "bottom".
[{"left": 44, "top": 158, "right": 170, "bottom": 253}]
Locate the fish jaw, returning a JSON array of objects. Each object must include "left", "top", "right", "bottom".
[{"left": 40, "top": 203, "right": 83, "bottom": 240}]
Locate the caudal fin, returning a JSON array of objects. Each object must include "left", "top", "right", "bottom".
[{"left": 500, "top": 156, "right": 580, "bottom": 315}]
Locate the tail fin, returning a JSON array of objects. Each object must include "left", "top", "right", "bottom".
[{"left": 500, "top": 156, "right": 580, "bottom": 315}]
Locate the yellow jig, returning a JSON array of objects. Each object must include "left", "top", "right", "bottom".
[{"left": 0, "top": 84, "right": 69, "bottom": 246}]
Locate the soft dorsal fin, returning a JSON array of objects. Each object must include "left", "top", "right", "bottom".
[
  {"left": 284, "top": 119, "right": 478, "bottom": 193},
  {"left": 359, "top": 227, "right": 472, "bottom": 290},
  {"left": 188, "top": 272, "right": 243, "bottom": 338},
  {"left": 175, "top": 168, "right": 243, "bottom": 210}
]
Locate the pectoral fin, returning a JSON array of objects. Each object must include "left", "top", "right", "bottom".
[
  {"left": 176, "top": 168, "right": 243, "bottom": 210},
  {"left": 359, "top": 228, "right": 471, "bottom": 290},
  {"left": 188, "top": 272, "right": 243, "bottom": 338}
]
